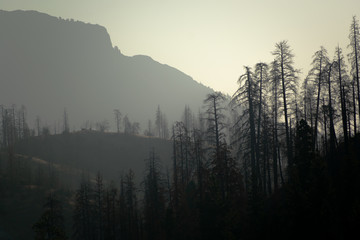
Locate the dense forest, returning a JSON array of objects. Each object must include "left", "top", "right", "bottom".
[{"left": 1, "top": 15, "right": 360, "bottom": 240}]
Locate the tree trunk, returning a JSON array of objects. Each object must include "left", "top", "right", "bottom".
[
  {"left": 314, "top": 59, "right": 323, "bottom": 150},
  {"left": 280, "top": 55, "right": 292, "bottom": 167},
  {"left": 172, "top": 127, "right": 178, "bottom": 209},
  {"left": 273, "top": 80, "right": 279, "bottom": 190},
  {"left": 323, "top": 98, "right": 328, "bottom": 156},
  {"left": 256, "top": 64, "right": 264, "bottom": 191},
  {"left": 328, "top": 63, "right": 337, "bottom": 154},
  {"left": 353, "top": 21, "right": 360, "bottom": 128},
  {"left": 337, "top": 49, "right": 348, "bottom": 147},
  {"left": 247, "top": 68, "right": 258, "bottom": 201},
  {"left": 353, "top": 79, "right": 357, "bottom": 134}
]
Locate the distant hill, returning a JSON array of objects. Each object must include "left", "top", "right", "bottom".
[
  {"left": 0, "top": 10, "right": 213, "bottom": 130},
  {"left": 14, "top": 131, "right": 173, "bottom": 185}
]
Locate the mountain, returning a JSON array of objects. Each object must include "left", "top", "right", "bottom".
[{"left": 0, "top": 10, "right": 213, "bottom": 131}]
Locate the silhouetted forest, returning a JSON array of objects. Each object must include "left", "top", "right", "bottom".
[{"left": 1, "top": 13, "right": 360, "bottom": 240}]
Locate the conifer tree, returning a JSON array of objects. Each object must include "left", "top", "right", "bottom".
[
  {"left": 272, "top": 40, "right": 299, "bottom": 167},
  {"left": 349, "top": 16, "right": 360, "bottom": 125},
  {"left": 33, "top": 193, "right": 67, "bottom": 240}
]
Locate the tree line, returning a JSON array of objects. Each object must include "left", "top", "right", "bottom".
[{"left": 65, "top": 15, "right": 360, "bottom": 240}]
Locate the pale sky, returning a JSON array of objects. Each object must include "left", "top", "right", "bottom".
[{"left": 2, "top": 0, "right": 360, "bottom": 94}]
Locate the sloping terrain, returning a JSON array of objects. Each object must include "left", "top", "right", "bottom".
[
  {"left": 1, "top": 131, "right": 172, "bottom": 239},
  {"left": 14, "top": 131, "right": 173, "bottom": 184},
  {"left": 0, "top": 10, "right": 213, "bottom": 130}
]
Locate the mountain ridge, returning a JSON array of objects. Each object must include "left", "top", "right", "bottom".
[{"left": 0, "top": 9, "right": 213, "bottom": 131}]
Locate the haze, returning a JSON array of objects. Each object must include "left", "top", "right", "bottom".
[
  {"left": 1, "top": 1, "right": 360, "bottom": 239},
  {"left": 3, "top": 0, "right": 360, "bottom": 94}
]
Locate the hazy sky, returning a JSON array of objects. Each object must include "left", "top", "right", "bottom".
[{"left": 2, "top": 0, "right": 360, "bottom": 94}]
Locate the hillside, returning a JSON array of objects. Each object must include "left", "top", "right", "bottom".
[
  {"left": 14, "top": 131, "right": 173, "bottom": 185},
  {"left": 0, "top": 131, "right": 172, "bottom": 239},
  {"left": 0, "top": 10, "right": 213, "bottom": 130}
]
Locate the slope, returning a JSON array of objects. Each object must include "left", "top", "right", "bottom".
[
  {"left": 0, "top": 10, "right": 213, "bottom": 130},
  {"left": 14, "top": 131, "right": 173, "bottom": 185}
]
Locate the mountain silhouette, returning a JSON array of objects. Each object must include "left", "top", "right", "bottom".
[{"left": 0, "top": 10, "right": 213, "bottom": 131}]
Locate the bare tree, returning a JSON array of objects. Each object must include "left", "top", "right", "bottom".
[
  {"left": 96, "top": 120, "right": 110, "bottom": 133},
  {"left": 308, "top": 47, "right": 329, "bottom": 149},
  {"left": 325, "top": 61, "right": 337, "bottom": 157},
  {"left": 254, "top": 62, "right": 269, "bottom": 191},
  {"left": 269, "top": 60, "right": 284, "bottom": 189},
  {"left": 231, "top": 67, "right": 258, "bottom": 200},
  {"left": 123, "top": 115, "right": 131, "bottom": 135},
  {"left": 36, "top": 115, "right": 42, "bottom": 136},
  {"left": 204, "top": 92, "right": 227, "bottom": 159},
  {"left": 95, "top": 172, "right": 104, "bottom": 240},
  {"left": 114, "top": 109, "right": 122, "bottom": 133},
  {"left": 63, "top": 108, "right": 70, "bottom": 133},
  {"left": 335, "top": 46, "right": 350, "bottom": 146},
  {"left": 272, "top": 40, "right": 299, "bottom": 167},
  {"left": 348, "top": 15, "right": 360, "bottom": 126}
]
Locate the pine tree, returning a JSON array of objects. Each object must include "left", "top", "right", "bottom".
[
  {"left": 33, "top": 193, "right": 67, "bottom": 240},
  {"left": 73, "top": 177, "right": 94, "bottom": 240},
  {"left": 143, "top": 149, "right": 166, "bottom": 240}
]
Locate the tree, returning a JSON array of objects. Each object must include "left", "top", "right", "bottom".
[
  {"left": 143, "top": 149, "right": 166, "bottom": 240},
  {"left": 156, "top": 106, "right": 162, "bottom": 138},
  {"left": 145, "top": 120, "right": 154, "bottom": 137},
  {"left": 308, "top": 47, "right": 329, "bottom": 149},
  {"left": 33, "top": 193, "right": 67, "bottom": 240},
  {"left": 131, "top": 122, "right": 140, "bottom": 135},
  {"left": 113, "top": 109, "right": 122, "bottom": 133},
  {"left": 17, "top": 105, "right": 29, "bottom": 139},
  {"left": 204, "top": 92, "right": 231, "bottom": 199},
  {"left": 96, "top": 120, "right": 109, "bottom": 133},
  {"left": 325, "top": 61, "right": 337, "bottom": 159},
  {"left": 182, "top": 105, "right": 193, "bottom": 132},
  {"left": 254, "top": 62, "right": 269, "bottom": 193},
  {"left": 103, "top": 182, "right": 118, "bottom": 240},
  {"left": 204, "top": 92, "right": 227, "bottom": 160},
  {"left": 352, "top": 77, "right": 357, "bottom": 133},
  {"left": 63, "top": 108, "right": 69, "bottom": 134},
  {"left": 335, "top": 46, "right": 350, "bottom": 147},
  {"left": 73, "top": 177, "right": 94, "bottom": 240},
  {"left": 36, "top": 115, "right": 42, "bottom": 137},
  {"left": 348, "top": 15, "right": 360, "bottom": 126},
  {"left": 124, "top": 170, "right": 139, "bottom": 240},
  {"left": 171, "top": 126, "right": 179, "bottom": 210},
  {"left": 301, "top": 76, "right": 314, "bottom": 133},
  {"left": 172, "top": 121, "right": 190, "bottom": 188},
  {"left": 272, "top": 40, "right": 299, "bottom": 167},
  {"left": 231, "top": 67, "right": 259, "bottom": 206},
  {"left": 155, "top": 106, "right": 169, "bottom": 139},
  {"left": 123, "top": 115, "right": 132, "bottom": 134},
  {"left": 0, "top": 105, "right": 30, "bottom": 148},
  {"left": 269, "top": 60, "right": 285, "bottom": 189},
  {"left": 94, "top": 172, "right": 104, "bottom": 240},
  {"left": 293, "top": 119, "right": 314, "bottom": 185}
]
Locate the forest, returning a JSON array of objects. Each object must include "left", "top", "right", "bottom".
[{"left": 1, "top": 15, "right": 360, "bottom": 240}]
